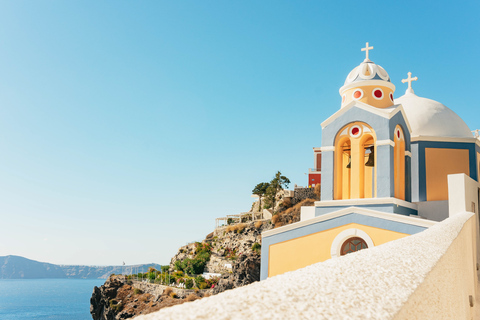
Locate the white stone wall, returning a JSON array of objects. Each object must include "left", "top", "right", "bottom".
[{"left": 135, "top": 211, "right": 478, "bottom": 320}]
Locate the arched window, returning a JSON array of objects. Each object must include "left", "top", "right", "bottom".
[
  {"left": 394, "top": 126, "right": 405, "bottom": 200},
  {"left": 334, "top": 123, "right": 376, "bottom": 200},
  {"left": 340, "top": 237, "right": 368, "bottom": 256},
  {"left": 335, "top": 136, "right": 352, "bottom": 199}
]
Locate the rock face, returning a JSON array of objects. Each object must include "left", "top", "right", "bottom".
[
  {"left": 170, "top": 220, "right": 272, "bottom": 295},
  {"left": 213, "top": 251, "right": 261, "bottom": 294},
  {"left": 90, "top": 275, "right": 194, "bottom": 320},
  {"left": 90, "top": 276, "right": 126, "bottom": 320}
]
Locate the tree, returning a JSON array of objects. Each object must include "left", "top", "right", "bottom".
[
  {"left": 264, "top": 171, "right": 290, "bottom": 212},
  {"left": 252, "top": 182, "right": 269, "bottom": 212}
]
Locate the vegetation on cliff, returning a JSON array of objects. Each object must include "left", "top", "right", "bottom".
[
  {"left": 252, "top": 171, "right": 291, "bottom": 213},
  {"left": 90, "top": 275, "right": 202, "bottom": 320}
]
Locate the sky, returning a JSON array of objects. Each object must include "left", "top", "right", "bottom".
[{"left": 0, "top": 1, "right": 478, "bottom": 266}]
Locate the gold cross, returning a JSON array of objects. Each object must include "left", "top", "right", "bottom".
[
  {"left": 401, "top": 72, "right": 418, "bottom": 93},
  {"left": 361, "top": 42, "right": 373, "bottom": 61}
]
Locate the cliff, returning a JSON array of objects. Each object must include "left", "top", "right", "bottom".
[
  {"left": 170, "top": 220, "right": 273, "bottom": 294},
  {"left": 0, "top": 255, "right": 161, "bottom": 279},
  {"left": 90, "top": 275, "right": 209, "bottom": 320}
]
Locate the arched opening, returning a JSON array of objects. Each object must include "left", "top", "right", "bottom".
[
  {"left": 362, "top": 135, "right": 375, "bottom": 199},
  {"left": 394, "top": 126, "right": 405, "bottom": 200},
  {"left": 335, "top": 137, "right": 352, "bottom": 200},
  {"left": 340, "top": 237, "right": 368, "bottom": 256},
  {"left": 334, "top": 123, "right": 376, "bottom": 200}
]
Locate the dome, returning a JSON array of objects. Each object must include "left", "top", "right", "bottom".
[
  {"left": 344, "top": 60, "right": 391, "bottom": 85},
  {"left": 340, "top": 60, "right": 395, "bottom": 94},
  {"left": 395, "top": 91, "right": 473, "bottom": 139}
]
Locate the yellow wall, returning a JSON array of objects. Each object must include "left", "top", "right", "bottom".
[
  {"left": 394, "top": 126, "right": 405, "bottom": 200},
  {"left": 425, "top": 148, "right": 470, "bottom": 201},
  {"left": 342, "top": 85, "right": 394, "bottom": 109},
  {"left": 268, "top": 223, "right": 408, "bottom": 278}
]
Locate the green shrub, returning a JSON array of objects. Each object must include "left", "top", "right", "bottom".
[
  {"left": 133, "top": 288, "right": 143, "bottom": 295},
  {"left": 252, "top": 242, "right": 261, "bottom": 253},
  {"left": 109, "top": 299, "right": 123, "bottom": 312},
  {"left": 161, "top": 265, "right": 169, "bottom": 273},
  {"left": 174, "top": 260, "right": 182, "bottom": 271},
  {"left": 185, "top": 278, "right": 194, "bottom": 289}
]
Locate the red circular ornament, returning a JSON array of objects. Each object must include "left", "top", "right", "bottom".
[
  {"left": 374, "top": 89, "right": 383, "bottom": 98},
  {"left": 390, "top": 93, "right": 394, "bottom": 101},
  {"left": 353, "top": 90, "right": 362, "bottom": 99},
  {"left": 352, "top": 127, "right": 360, "bottom": 135},
  {"left": 397, "top": 130, "right": 400, "bottom": 139}
]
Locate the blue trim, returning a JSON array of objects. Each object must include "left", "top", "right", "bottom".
[
  {"left": 351, "top": 74, "right": 389, "bottom": 83},
  {"left": 389, "top": 113, "right": 411, "bottom": 150},
  {"left": 376, "top": 144, "right": 394, "bottom": 197},
  {"left": 476, "top": 145, "right": 480, "bottom": 182},
  {"left": 260, "top": 212, "right": 426, "bottom": 280},
  {"left": 405, "top": 156, "right": 411, "bottom": 202},
  {"left": 321, "top": 150, "right": 334, "bottom": 201},
  {"left": 321, "top": 106, "right": 391, "bottom": 147},
  {"left": 315, "top": 203, "right": 417, "bottom": 216}
]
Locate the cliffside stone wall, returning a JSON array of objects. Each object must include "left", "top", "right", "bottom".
[
  {"left": 292, "top": 187, "right": 316, "bottom": 204},
  {"left": 130, "top": 281, "right": 211, "bottom": 299}
]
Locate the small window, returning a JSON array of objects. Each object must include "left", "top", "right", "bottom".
[{"left": 340, "top": 237, "right": 368, "bottom": 256}]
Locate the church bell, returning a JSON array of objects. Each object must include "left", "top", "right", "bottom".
[{"left": 365, "top": 146, "right": 375, "bottom": 167}]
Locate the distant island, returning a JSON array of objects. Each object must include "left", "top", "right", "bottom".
[{"left": 0, "top": 255, "right": 162, "bottom": 279}]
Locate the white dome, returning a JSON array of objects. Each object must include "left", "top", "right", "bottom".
[
  {"left": 344, "top": 61, "right": 391, "bottom": 86},
  {"left": 395, "top": 92, "right": 473, "bottom": 139}
]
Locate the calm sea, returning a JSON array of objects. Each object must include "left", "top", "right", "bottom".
[{"left": 0, "top": 279, "right": 106, "bottom": 320}]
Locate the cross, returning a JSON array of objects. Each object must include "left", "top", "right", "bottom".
[
  {"left": 401, "top": 72, "right": 418, "bottom": 93},
  {"left": 361, "top": 42, "right": 373, "bottom": 61}
]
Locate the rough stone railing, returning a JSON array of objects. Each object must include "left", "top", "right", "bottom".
[
  {"left": 214, "top": 212, "right": 269, "bottom": 235},
  {"left": 128, "top": 280, "right": 211, "bottom": 299},
  {"left": 135, "top": 211, "right": 479, "bottom": 320}
]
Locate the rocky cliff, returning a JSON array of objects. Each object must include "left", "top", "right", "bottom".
[
  {"left": 90, "top": 275, "right": 207, "bottom": 320},
  {"left": 170, "top": 220, "right": 273, "bottom": 294}
]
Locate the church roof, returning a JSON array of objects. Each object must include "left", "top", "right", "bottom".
[
  {"left": 395, "top": 91, "right": 473, "bottom": 139},
  {"left": 344, "top": 60, "right": 391, "bottom": 85},
  {"left": 339, "top": 59, "right": 395, "bottom": 94}
]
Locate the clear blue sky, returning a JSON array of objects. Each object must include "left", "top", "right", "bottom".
[{"left": 0, "top": 1, "right": 478, "bottom": 266}]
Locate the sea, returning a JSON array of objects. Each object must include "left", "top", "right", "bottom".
[{"left": 0, "top": 279, "right": 106, "bottom": 320}]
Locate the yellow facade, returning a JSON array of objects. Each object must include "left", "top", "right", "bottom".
[
  {"left": 394, "top": 125, "right": 406, "bottom": 200},
  {"left": 334, "top": 122, "right": 376, "bottom": 200},
  {"left": 268, "top": 222, "right": 408, "bottom": 278},
  {"left": 341, "top": 85, "right": 394, "bottom": 109},
  {"left": 425, "top": 148, "right": 470, "bottom": 201}
]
